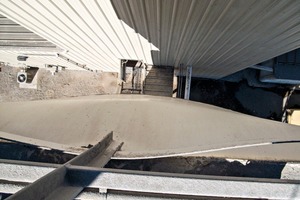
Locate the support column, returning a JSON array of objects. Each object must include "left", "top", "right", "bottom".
[{"left": 184, "top": 65, "right": 192, "bottom": 100}]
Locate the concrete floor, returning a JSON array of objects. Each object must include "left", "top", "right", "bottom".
[{"left": 1, "top": 94, "right": 300, "bottom": 161}]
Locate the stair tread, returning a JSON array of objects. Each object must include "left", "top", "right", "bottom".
[
  {"left": 144, "top": 84, "right": 173, "bottom": 88},
  {"left": 142, "top": 66, "right": 174, "bottom": 97},
  {"left": 145, "top": 76, "right": 173, "bottom": 80},
  {"left": 146, "top": 75, "right": 173, "bottom": 78},
  {"left": 144, "top": 88, "right": 173, "bottom": 93},
  {"left": 144, "top": 91, "right": 172, "bottom": 97}
]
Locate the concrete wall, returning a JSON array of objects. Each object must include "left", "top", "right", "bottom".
[{"left": 0, "top": 64, "right": 119, "bottom": 102}]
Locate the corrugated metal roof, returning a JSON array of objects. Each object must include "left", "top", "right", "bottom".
[
  {"left": 112, "top": 0, "right": 300, "bottom": 78},
  {"left": 1, "top": 0, "right": 300, "bottom": 77},
  {"left": 0, "top": 0, "right": 156, "bottom": 72}
]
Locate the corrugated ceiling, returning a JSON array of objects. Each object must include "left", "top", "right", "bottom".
[
  {"left": 112, "top": 0, "right": 300, "bottom": 78},
  {"left": 1, "top": 0, "right": 300, "bottom": 78}
]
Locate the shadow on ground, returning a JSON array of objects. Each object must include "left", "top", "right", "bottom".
[
  {"left": 178, "top": 73, "right": 288, "bottom": 121},
  {"left": 0, "top": 141, "right": 286, "bottom": 179}
]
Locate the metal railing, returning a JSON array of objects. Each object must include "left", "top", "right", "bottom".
[{"left": 120, "top": 60, "right": 145, "bottom": 94}]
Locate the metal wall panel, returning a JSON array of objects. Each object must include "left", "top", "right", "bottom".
[
  {"left": 0, "top": 14, "right": 59, "bottom": 48},
  {"left": 1, "top": 0, "right": 300, "bottom": 77},
  {"left": 0, "top": 0, "right": 156, "bottom": 72},
  {"left": 0, "top": 13, "right": 79, "bottom": 69},
  {"left": 0, "top": 50, "right": 85, "bottom": 70}
]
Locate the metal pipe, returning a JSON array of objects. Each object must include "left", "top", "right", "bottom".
[{"left": 250, "top": 65, "right": 273, "bottom": 72}]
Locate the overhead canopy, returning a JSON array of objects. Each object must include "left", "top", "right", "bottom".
[
  {"left": 0, "top": 0, "right": 299, "bottom": 77},
  {"left": 112, "top": 0, "right": 300, "bottom": 78}
]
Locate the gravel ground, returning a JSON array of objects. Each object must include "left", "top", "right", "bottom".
[{"left": 0, "top": 64, "right": 119, "bottom": 102}]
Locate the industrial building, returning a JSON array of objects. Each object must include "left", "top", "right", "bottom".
[{"left": 0, "top": 0, "right": 300, "bottom": 199}]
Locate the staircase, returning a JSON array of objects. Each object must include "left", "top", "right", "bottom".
[{"left": 144, "top": 66, "right": 174, "bottom": 97}]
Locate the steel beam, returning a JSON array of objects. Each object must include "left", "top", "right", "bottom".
[
  {"left": 67, "top": 166, "right": 300, "bottom": 200},
  {"left": 184, "top": 65, "right": 192, "bottom": 100},
  {"left": 57, "top": 54, "right": 91, "bottom": 71},
  {"left": 1, "top": 159, "right": 300, "bottom": 199},
  {"left": 5, "top": 132, "right": 123, "bottom": 200}
]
